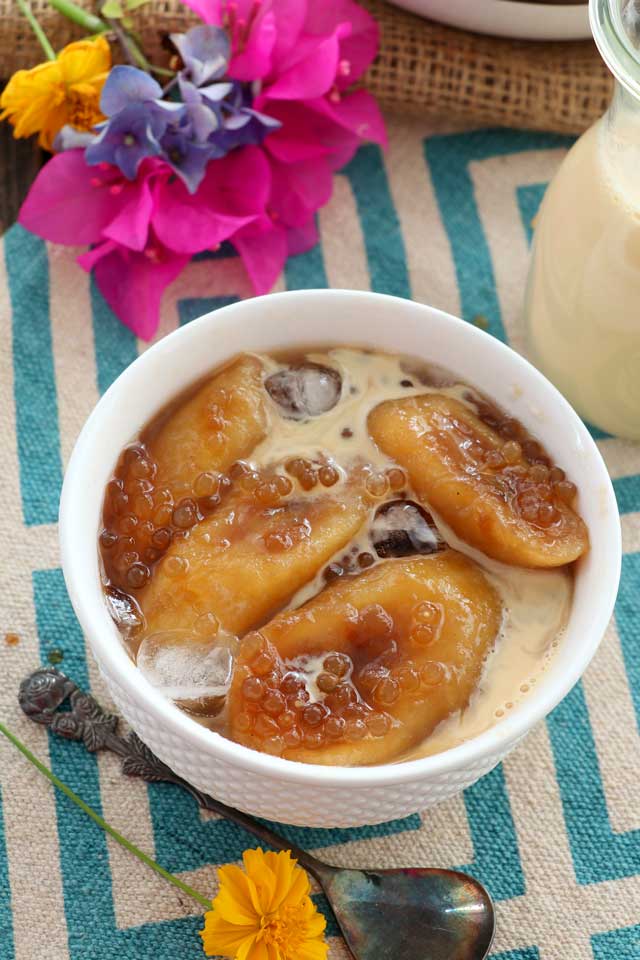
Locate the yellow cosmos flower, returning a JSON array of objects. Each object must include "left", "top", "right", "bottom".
[
  {"left": 0, "top": 36, "right": 110, "bottom": 151},
  {"left": 201, "top": 849, "right": 329, "bottom": 960}
]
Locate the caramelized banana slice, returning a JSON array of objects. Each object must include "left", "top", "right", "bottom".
[
  {"left": 137, "top": 484, "right": 368, "bottom": 639},
  {"left": 368, "top": 394, "right": 588, "bottom": 567},
  {"left": 148, "top": 353, "right": 268, "bottom": 485},
  {"left": 101, "top": 355, "right": 269, "bottom": 591},
  {"left": 228, "top": 551, "right": 502, "bottom": 765}
]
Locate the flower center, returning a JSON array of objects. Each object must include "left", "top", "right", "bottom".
[
  {"left": 66, "top": 88, "right": 102, "bottom": 132},
  {"left": 258, "top": 906, "right": 305, "bottom": 956},
  {"left": 123, "top": 133, "right": 136, "bottom": 147},
  {"left": 222, "top": 0, "right": 263, "bottom": 53}
]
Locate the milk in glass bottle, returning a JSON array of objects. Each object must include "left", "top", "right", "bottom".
[{"left": 524, "top": 0, "right": 640, "bottom": 439}]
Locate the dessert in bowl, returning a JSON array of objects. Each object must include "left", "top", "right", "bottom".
[{"left": 60, "top": 290, "right": 621, "bottom": 827}]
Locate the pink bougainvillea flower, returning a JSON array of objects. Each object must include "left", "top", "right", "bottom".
[{"left": 17, "top": 0, "right": 385, "bottom": 338}]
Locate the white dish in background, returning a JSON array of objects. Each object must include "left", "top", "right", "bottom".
[
  {"left": 59, "top": 290, "right": 620, "bottom": 828},
  {"left": 388, "top": 0, "right": 590, "bottom": 40}
]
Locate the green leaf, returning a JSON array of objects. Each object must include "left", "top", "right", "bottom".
[
  {"left": 126, "top": 0, "right": 151, "bottom": 10},
  {"left": 101, "top": 0, "right": 124, "bottom": 17}
]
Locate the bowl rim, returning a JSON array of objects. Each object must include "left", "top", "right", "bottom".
[{"left": 59, "top": 289, "right": 622, "bottom": 787}]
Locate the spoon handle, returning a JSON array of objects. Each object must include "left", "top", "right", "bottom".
[{"left": 18, "top": 667, "right": 331, "bottom": 880}]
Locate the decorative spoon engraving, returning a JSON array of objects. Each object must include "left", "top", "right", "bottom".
[{"left": 19, "top": 667, "right": 495, "bottom": 960}]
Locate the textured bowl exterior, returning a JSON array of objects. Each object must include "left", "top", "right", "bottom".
[
  {"left": 98, "top": 661, "right": 511, "bottom": 827},
  {"left": 60, "top": 290, "right": 621, "bottom": 828}
]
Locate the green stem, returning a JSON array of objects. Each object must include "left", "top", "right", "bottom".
[
  {"left": 0, "top": 721, "right": 211, "bottom": 910},
  {"left": 16, "top": 0, "right": 56, "bottom": 60},
  {"left": 47, "top": 0, "right": 107, "bottom": 33}
]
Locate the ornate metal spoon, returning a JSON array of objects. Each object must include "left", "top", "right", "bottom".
[{"left": 19, "top": 667, "right": 495, "bottom": 960}]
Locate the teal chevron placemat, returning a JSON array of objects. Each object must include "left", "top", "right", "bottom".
[{"left": 1, "top": 119, "right": 639, "bottom": 960}]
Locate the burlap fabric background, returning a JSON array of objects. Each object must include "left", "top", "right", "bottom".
[
  {"left": 0, "top": 0, "right": 613, "bottom": 134},
  {"left": 0, "top": 112, "right": 639, "bottom": 959}
]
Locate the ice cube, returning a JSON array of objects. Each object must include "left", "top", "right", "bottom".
[
  {"left": 137, "top": 630, "right": 233, "bottom": 701},
  {"left": 265, "top": 362, "right": 342, "bottom": 419},
  {"left": 372, "top": 500, "right": 443, "bottom": 558}
]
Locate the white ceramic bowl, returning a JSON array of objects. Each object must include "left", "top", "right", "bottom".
[
  {"left": 60, "top": 290, "right": 620, "bottom": 827},
  {"left": 388, "top": 0, "right": 590, "bottom": 41}
]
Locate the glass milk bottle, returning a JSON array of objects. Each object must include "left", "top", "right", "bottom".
[{"left": 524, "top": 0, "right": 640, "bottom": 439}]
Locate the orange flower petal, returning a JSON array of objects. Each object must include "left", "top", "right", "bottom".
[
  {"left": 215, "top": 864, "right": 260, "bottom": 924},
  {"left": 200, "top": 914, "right": 256, "bottom": 957}
]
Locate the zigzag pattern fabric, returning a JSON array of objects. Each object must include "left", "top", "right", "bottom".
[{"left": 0, "top": 118, "right": 638, "bottom": 960}]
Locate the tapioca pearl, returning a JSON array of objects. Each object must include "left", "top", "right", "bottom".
[
  {"left": 229, "top": 460, "right": 251, "bottom": 482},
  {"left": 198, "top": 493, "right": 222, "bottom": 514},
  {"left": 254, "top": 480, "right": 282, "bottom": 506},
  {"left": 323, "top": 653, "right": 351, "bottom": 678},
  {"left": 393, "top": 664, "right": 420, "bottom": 692},
  {"left": 499, "top": 417, "right": 519, "bottom": 439},
  {"left": 239, "top": 471, "right": 261, "bottom": 494},
  {"left": 280, "top": 672, "right": 304, "bottom": 696},
  {"left": 100, "top": 529, "right": 118, "bottom": 550},
  {"left": 412, "top": 601, "right": 442, "bottom": 626},
  {"left": 263, "top": 690, "right": 286, "bottom": 716},
  {"left": 144, "top": 548, "right": 161, "bottom": 564},
  {"left": 172, "top": 498, "right": 198, "bottom": 529},
  {"left": 316, "top": 672, "right": 339, "bottom": 694},
  {"left": 555, "top": 479, "right": 577, "bottom": 504},
  {"left": 242, "top": 676, "right": 265, "bottom": 702},
  {"left": 111, "top": 489, "right": 129, "bottom": 515},
  {"left": 153, "top": 503, "right": 174, "bottom": 526},
  {"left": 251, "top": 650, "right": 275, "bottom": 677},
  {"left": 374, "top": 677, "right": 399, "bottom": 707},
  {"left": 132, "top": 493, "right": 154, "bottom": 521},
  {"left": 282, "top": 727, "right": 302, "bottom": 748},
  {"left": 303, "top": 730, "right": 325, "bottom": 749},
  {"left": 529, "top": 463, "right": 550, "bottom": 483},
  {"left": 410, "top": 624, "right": 440, "bottom": 647},
  {"left": 151, "top": 526, "right": 172, "bottom": 550},
  {"left": 367, "top": 712, "right": 391, "bottom": 737},
  {"left": 277, "top": 710, "right": 296, "bottom": 730},
  {"left": 235, "top": 712, "right": 253, "bottom": 733},
  {"left": 365, "top": 472, "right": 390, "bottom": 499},
  {"left": 303, "top": 703, "right": 328, "bottom": 727},
  {"left": 264, "top": 530, "right": 294, "bottom": 552},
  {"left": 163, "top": 555, "right": 189, "bottom": 577},
  {"left": 549, "top": 466, "right": 565, "bottom": 483},
  {"left": 262, "top": 735, "right": 285, "bottom": 756},
  {"left": 242, "top": 631, "right": 266, "bottom": 660},
  {"left": 421, "top": 661, "right": 445, "bottom": 686},
  {"left": 343, "top": 702, "right": 367, "bottom": 721},
  {"left": 128, "top": 476, "right": 155, "bottom": 496},
  {"left": 319, "top": 465, "right": 339, "bottom": 487},
  {"left": 298, "top": 465, "right": 318, "bottom": 491},
  {"left": 284, "top": 457, "right": 305, "bottom": 478},
  {"left": 386, "top": 467, "right": 406, "bottom": 491},
  {"left": 341, "top": 427, "right": 353, "bottom": 439},
  {"left": 400, "top": 378, "right": 414, "bottom": 388},
  {"left": 357, "top": 666, "right": 385, "bottom": 696},
  {"left": 292, "top": 689, "right": 311, "bottom": 710},
  {"left": 517, "top": 494, "right": 540, "bottom": 523},
  {"left": 254, "top": 714, "right": 280, "bottom": 739},
  {"left": 502, "top": 440, "right": 522, "bottom": 464},
  {"left": 358, "top": 552, "right": 375, "bottom": 569},
  {"left": 522, "top": 440, "right": 550, "bottom": 466},
  {"left": 125, "top": 562, "right": 150, "bottom": 590},
  {"left": 357, "top": 604, "right": 394, "bottom": 642},
  {"left": 154, "top": 485, "right": 174, "bottom": 504},
  {"left": 325, "top": 683, "right": 355, "bottom": 711},
  {"left": 345, "top": 718, "right": 367, "bottom": 741},
  {"left": 325, "top": 715, "right": 346, "bottom": 739},
  {"left": 193, "top": 472, "right": 220, "bottom": 498},
  {"left": 519, "top": 683, "right": 530, "bottom": 694},
  {"left": 536, "top": 502, "right": 561, "bottom": 527},
  {"left": 118, "top": 514, "right": 138, "bottom": 536},
  {"left": 274, "top": 474, "right": 293, "bottom": 497},
  {"left": 130, "top": 456, "right": 156, "bottom": 481}
]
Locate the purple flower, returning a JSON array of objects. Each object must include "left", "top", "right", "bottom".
[
  {"left": 170, "top": 25, "right": 230, "bottom": 87},
  {"left": 86, "top": 104, "right": 165, "bottom": 179},
  {"left": 160, "top": 128, "right": 218, "bottom": 192}
]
